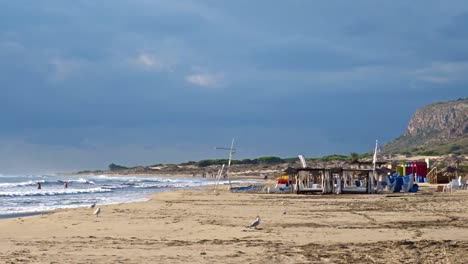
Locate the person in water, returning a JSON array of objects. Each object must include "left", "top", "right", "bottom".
[
  {"left": 37, "top": 182, "right": 42, "bottom": 189},
  {"left": 64, "top": 181, "right": 68, "bottom": 188}
]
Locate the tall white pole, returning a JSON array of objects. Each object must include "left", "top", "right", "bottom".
[
  {"left": 373, "top": 140, "right": 378, "bottom": 169},
  {"left": 372, "top": 139, "right": 379, "bottom": 193},
  {"left": 226, "top": 138, "right": 235, "bottom": 188},
  {"left": 214, "top": 164, "right": 225, "bottom": 191},
  {"left": 215, "top": 138, "right": 235, "bottom": 189}
]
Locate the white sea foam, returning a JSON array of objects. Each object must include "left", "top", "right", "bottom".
[
  {"left": 0, "top": 196, "right": 151, "bottom": 215},
  {"left": 0, "top": 174, "right": 257, "bottom": 217},
  {"left": 70, "top": 178, "right": 95, "bottom": 184},
  {"left": 0, "top": 180, "right": 45, "bottom": 188},
  {"left": 134, "top": 183, "right": 193, "bottom": 189},
  {"left": 0, "top": 187, "right": 112, "bottom": 197}
]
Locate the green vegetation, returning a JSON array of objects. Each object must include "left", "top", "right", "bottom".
[
  {"left": 197, "top": 159, "right": 230, "bottom": 167},
  {"left": 256, "top": 156, "right": 284, "bottom": 164},
  {"left": 384, "top": 135, "right": 468, "bottom": 156},
  {"left": 418, "top": 150, "right": 440, "bottom": 156},
  {"left": 193, "top": 153, "right": 369, "bottom": 168},
  {"left": 358, "top": 153, "right": 372, "bottom": 159},
  {"left": 108, "top": 163, "right": 128, "bottom": 171},
  {"left": 449, "top": 145, "right": 461, "bottom": 152},
  {"left": 350, "top": 152, "right": 359, "bottom": 161},
  {"left": 283, "top": 157, "right": 299, "bottom": 163},
  {"left": 179, "top": 161, "right": 197, "bottom": 166},
  {"left": 196, "top": 156, "right": 285, "bottom": 167},
  {"left": 109, "top": 152, "right": 377, "bottom": 171},
  {"left": 315, "top": 154, "right": 349, "bottom": 161}
]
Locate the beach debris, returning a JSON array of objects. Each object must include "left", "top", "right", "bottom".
[
  {"left": 93, "top": 207, "right": 101, "bottom": 217},
  {"left": 246, "top": 216, "right": 261, "bottom": 228},
  {"left": 89, "top": 202, "right": 96, "bottom": 209}
]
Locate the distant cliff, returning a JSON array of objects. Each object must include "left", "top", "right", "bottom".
[{"left": 383, "top": 98, "right": 467, "bottom": 155}]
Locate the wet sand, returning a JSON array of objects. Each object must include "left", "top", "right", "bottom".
[{"left": 0, "top": 185, "right": 467, "bottom": 263}]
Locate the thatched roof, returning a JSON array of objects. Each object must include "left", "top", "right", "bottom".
[
  {"left": 283, "top": 167, "right": 298, "bottom": 174},
  {"left": 441, "top": 166, "right": 459, "bottom": 174},
  {"left": 376, "top": 167, "right": 393, "bottom": 174},
  {"left": 350, "top": 160, "right": 387, "bottom": 165}
]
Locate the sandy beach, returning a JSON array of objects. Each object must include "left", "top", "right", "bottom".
[{"left": 1, "top": 184, "right": 467, "bottom": 264}]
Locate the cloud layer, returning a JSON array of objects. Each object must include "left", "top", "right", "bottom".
[{"left": 0, "top": 1, "right": 467, "bottom": 172}]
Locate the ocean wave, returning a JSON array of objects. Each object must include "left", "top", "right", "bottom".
[
  {"left": 69, "top": 178, "right": 95, "bottom": 184},
  {"left": 0, "top": 180, "right": 45, "bottom": 188},
  {"left": 132, "top": 179, "right": 249, "bottom": 188},
  {"left": 100, "top": 184, "right": 126, "bottom": 190},
  {"left": 129, "top": 178, "right": 181, "bottom": 183},
  {"left": 133, "top": 182, "right": 208, "bottom": 189},
  {"left": 134, "top": 183, "right": 187, "bottom": 189},
  {"left": 0, "top": 187, "right": 112, "bottom": 197},
  {"left": 94, "top": 175, "right": 184, "bottom": 183},
  {"left": 0, "top": 196, "right": 151, "bottom": 216}
]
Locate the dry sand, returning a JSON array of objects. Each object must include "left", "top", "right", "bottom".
[{"left": 1, "top": 185, "right": 467, "bottom": 263}]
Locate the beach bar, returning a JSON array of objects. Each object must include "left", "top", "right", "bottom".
[{"left": 296, "top": 168, "right": 375, "bottom": 194}]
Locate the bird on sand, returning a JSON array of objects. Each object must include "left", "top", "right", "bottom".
[
  {"left": 246, "top": 216, "right": 261, "bottom": 228},
  {"left": 93, "top": 207, "right": 101, "bottom": 217},
  {"left": 89, "top": 202, "right": 96, "bottom": 209}
]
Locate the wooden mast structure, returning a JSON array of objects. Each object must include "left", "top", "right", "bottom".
[{"left": 215, "top": 138, "right": 236, "bottom": 189}]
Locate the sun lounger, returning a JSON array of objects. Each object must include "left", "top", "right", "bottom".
[
  {"left": 267, "top": 185, "right": 292, "bottom": 193},
  {"left": 230, "top": 185, "right": 264, "bottom": 193}
]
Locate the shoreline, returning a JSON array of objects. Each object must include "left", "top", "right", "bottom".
[
  {"left": 0, "top": 178, "right": 262, "bottom": 220},
  {"left": 0, "top": 212, "right": 44, "bottom": 220},
  {"left": 0, "top": 182, "right": 441, "bottom": 220}
]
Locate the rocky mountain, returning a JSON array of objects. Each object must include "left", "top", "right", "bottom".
[{"left": 383, "top": 98, "right": 468, "bottom": 155}]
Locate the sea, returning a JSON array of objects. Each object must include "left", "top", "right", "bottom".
[{"left": 0, "top": 173, "right": 242, "bottom": 218}]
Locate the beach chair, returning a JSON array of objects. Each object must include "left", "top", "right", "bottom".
[
  {"left": 458, "top": 177, "right": 467, "bottom": 190},
  {"left": 443, "top": 179, "right": 460, "bottom": 193},
  {"left": 231, "top": 184, "right": 264, "bottom": 193}
]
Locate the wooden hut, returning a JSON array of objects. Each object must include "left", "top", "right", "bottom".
[
  {"left": 296, "top": 168, "right": 332, "bottom": 194},
  {"left": 296, "top": 167, "right": 376, "bottom": 195},
  {"left": 427, "top": 166, "right": 460, "bottom": 184}
]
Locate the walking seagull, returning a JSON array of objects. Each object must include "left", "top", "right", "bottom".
[
  {"left": 246, "top": 216, "right": 261, "bottom": 229},
  {"left": 93, "top": 207, "right": 101, "bottom": 217}
]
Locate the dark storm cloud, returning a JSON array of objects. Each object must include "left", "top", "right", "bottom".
[{"left": 0, "top": 0, "right": 467, "bottom": 172}]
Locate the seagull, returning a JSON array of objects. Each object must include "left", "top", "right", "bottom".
[
  {"left": 246, "top": 216, "right": 261, "bottom": 229},
  {"left": 89, "top": 202, "right": 96, "bottom": 209},
  {"left": 93, "top": 207, "right": 101, "bottom": 217}
]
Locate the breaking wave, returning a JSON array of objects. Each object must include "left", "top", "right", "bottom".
[{"left": 0, "top": 187, "right": 112, "bottom": 197}]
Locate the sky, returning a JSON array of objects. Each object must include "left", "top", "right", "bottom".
[{"left": 1, "top": 0, "right": 467, "bottom": 173}]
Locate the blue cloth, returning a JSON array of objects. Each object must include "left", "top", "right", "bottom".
[
  {"left": 394, "top": 177, "right": 403, "bottom": 192},
  {"left": 230, "top": 185, "right": 263, "bottom": 192},
  {"left": 355, "top": 180, "right": 361, "bottom": 187},
  {"left": 279, "top": 186, "right": 292, "bottom": 191}
]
